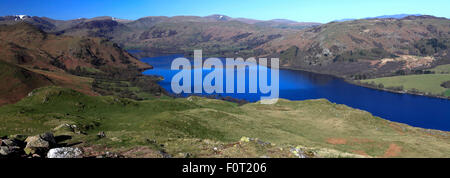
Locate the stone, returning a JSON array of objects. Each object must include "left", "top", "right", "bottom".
[
  {"left": 290, "top": 147, "right": 308, "bottom": 158},
  {"left": 1, "top": 139, "right": 17, "bottom": 147},
  {"left": 146, "top": 139, "right": 157, "bottom": 144},
  {"left": 53, "top": 124, "right": 75, "bottom": 132},
  {"left": 9, "top": 134, "right": 27, "bottom": 143},
  {"left": 100, "top": 151, "right": 124, "bottom": 158},
  {"left": 240, "top": 136, "right": 250, "bottom": 142},
  {"left": 0, "top": 146, "right": 11, "bottom": 156},
  {"left": 25, "top": 135, "right": 50, "bottom": 155},
  {"left": 0, "top": 145, "right": 21, "bottom": 156},
  {"left": 97, "top": 131, "right": 106, "bottom": 138},
  {"left": 47, "top": 147, "right": 83, "bottom": 158},
  {"left": 184, "top": 152, "right": 193, "bottom": 158},
  {"left": 40, "top": 132, "right": 56, "bottom": 146}
]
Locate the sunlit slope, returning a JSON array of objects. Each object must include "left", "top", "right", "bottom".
[{"left": 1, "top": 86, "right": 449, "bottom": 158}]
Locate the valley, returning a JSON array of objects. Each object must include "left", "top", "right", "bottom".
[{"left": 1, "top": 13, "right": 450, "bottom": 158}]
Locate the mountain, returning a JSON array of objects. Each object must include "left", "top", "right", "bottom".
[
  {"left": 0, "top": 15, "right": 319, "bottom": 57},
  {"left": 333, "top": 14, "right": 423, "bottom": 22},
  {"left": 365, "top": 14, "right": 423, "bottom": 19},
  {"left": 0, "top": 22, "right": 157, "bottom": 105},
  {"left": 0, "top": 22, "right": 150, "bottom": 72},
  {"left": 266, "top": 15, "right": 450, "bottom": 79},
  {"left": 51, "top": 15, "right": 317, "bottom": 56},
  {"left": 1, "top": 14, "right": 449, "bottom": 79},
  {"left": 253, "top": 19, "right": 321, "bottom": 29}
]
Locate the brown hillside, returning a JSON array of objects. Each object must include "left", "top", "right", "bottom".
[
  {"left": 0, "top": 61, "right": 53, "bottom": 105},
  {"left": 0, "top": 23, "right": 151, "bottom": 72}
]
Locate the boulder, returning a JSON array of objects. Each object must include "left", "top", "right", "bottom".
[
  {"left": 0, "top": 145, "right": 21, "bottom": 156},
  {"left": 47, "top": 147, "right": 83, "bottom": 158},
  {"left": 24, "top": 136, "right": 50, "bottom": 155},
  {"left": 97, "top": 131, "right": 106, "bottom": 138},
  {"left": 1, "top": 139, "right": 18, "bottom": 147},
  {"left": 8, "top": 134, "right": 27, "bottom": 143},
  {"left": 40, "top": 132, "right": 56, "bottom": 146}
]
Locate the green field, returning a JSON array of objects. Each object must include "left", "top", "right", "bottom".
[
  {"left": 1, "top": 86, "right": 450, "bottom": 158},
  {"left": 431, "top": 64, "right": 450, "bottom": 74},
  {"left": 362, "top": 64, "right": 450, "bottom": 96},
  {"left": 362, "top": 74, "right": 450, "bottom": 96}
]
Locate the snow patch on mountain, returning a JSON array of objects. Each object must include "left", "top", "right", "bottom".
[{"left": 14, "top": 15, "right": 29, "bottom": 21}]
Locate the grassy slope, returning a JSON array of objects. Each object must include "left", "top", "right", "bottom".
[
  {"left": 431, "top": 64, "right": 450, "bottom": 74},
  {"left": 0, "top": 61, "right": 53, "bottom": 105},
  {"left": 1, "top": 86, "right": 449, "bottom": 158},
  {"left": 361, "top": 64, "right": 450, "bottom": 96}
]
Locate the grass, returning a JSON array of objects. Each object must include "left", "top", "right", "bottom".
[
  {"left": 361, "top": 64, "right": 450, "bottom": 97},
  {"left": 362, "top": 74, "right": 450, "bottom": 96},
  {"left": 1, "top": 86, "right": 450, "bottom": 158},
  {"left": 431, "top": 64, "right": 450, "bottom": 74}
]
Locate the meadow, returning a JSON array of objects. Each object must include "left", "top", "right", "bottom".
[{"left": 362, "top": 64, "right": 450, "bottom": 97}]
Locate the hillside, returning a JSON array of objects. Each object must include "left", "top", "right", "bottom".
[
  {"left": 269, "top": 16, "right": 450, "bottom": 79},
  {"left": 0, "top": 23, "right": 163, "bottom": 105},
  {"left": 0, "top": 15, "right": 318, "bottom": 57},
  {"left": 2, "top": 15, "right": 449, "bottom": 78},
  {"left": 0, "top": 61, "right": 53, "bottom": 105},
  {"left": 56, "top": 15, "right": 302, "bottom": 57},
  {"left": 3, "top": 15, "right": 448, "bottom": 80},
  {"left": 0, "top": 23, "right": 150, "bottom": 72},
  {"left": 1, "top": 86, "right": 449, "bottom": 158}
]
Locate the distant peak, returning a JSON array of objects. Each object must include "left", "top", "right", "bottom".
[
  {"left": 14, "top": 15, "right": 30, "bottom": 21},
  {"left": 205, "top": 14, "right": 231, "bottom": 21}
]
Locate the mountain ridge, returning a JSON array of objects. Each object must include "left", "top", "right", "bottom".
[{"left": 1, "top": 14, "right": 449, "bottom": 79}]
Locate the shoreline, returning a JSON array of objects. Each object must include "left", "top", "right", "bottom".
[
  {"left": 136, "top": 51, "right": 450, "bottom": 101},
  {"left": 279, "top": 65, "right": 450, "bottom": 101},
  {"left": 347, "top": 79, "right": 450, "bottom": 100}
]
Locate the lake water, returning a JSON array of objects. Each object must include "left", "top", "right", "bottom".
[{"left": 140, "top": 54, "right": 450, "bottom": 131}]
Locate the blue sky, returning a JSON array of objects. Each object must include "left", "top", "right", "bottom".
[{"left": 0, "top": 0, "right": 448, "bottom": 23}]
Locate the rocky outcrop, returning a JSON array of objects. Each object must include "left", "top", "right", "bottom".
[
  {"left": 24, "top": 133, "right": 56, "bottom": 155},
  {"left": 0, "top": 138, "right": 22, "bottom": 157},
  {"left": 0, "top": 132, "right": 83, "bottom": 158}
]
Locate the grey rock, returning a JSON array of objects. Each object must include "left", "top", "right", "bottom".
[
  {"left": 40, "top": 132, "right": 56, "bottom": 146},
  {"left": 8, "top": 134, "right": 27, "bottom": 143},
  {"left": 25, "top": 135, "right": 50, "bottom": 155},
  {"left": 97, "top": 131, "right": 106, "bottom": 138},
  {"left": 1, "top": 139, "right": 17, "bottom": 147},
  {"left": 47, "top": 147, "right": 83, "bottom": 158},
  {"left": 0, "top": 145, "right": 21, "bottom": 156}
]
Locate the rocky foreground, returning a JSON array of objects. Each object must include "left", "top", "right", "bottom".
[{"left": 0, "top": 132, "right": 82, "bottom": 158}]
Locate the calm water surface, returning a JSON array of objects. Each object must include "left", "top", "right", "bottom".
[{"left": 140, "top": 54, "right": 450, "bottom": 131}]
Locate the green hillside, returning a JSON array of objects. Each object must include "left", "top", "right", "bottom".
[{"left": 1, "top": 86, "right": 449, "bottom": 158}]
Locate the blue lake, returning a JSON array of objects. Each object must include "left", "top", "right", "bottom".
[{"left": 140, "top": 54, "right": 450, "bottom": 131}]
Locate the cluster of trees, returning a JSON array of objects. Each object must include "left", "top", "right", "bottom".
[
  {"left": 69, "top": 65, "right": 166, "bottom": 101},
  {"left": 411, "top": 38, "right": 449, "bottom": 56},
  {"left": 395, "top": 69, "right": 435, "bottom": 76},
  {"left": 333, "top": 48, "right": 398, "bottom": 63},
  {"left": 362, "top": 81, "right": 404, "bottom": 92},
  {"left": 441, "top": 81, "right": 450, "bottom": 88}
]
